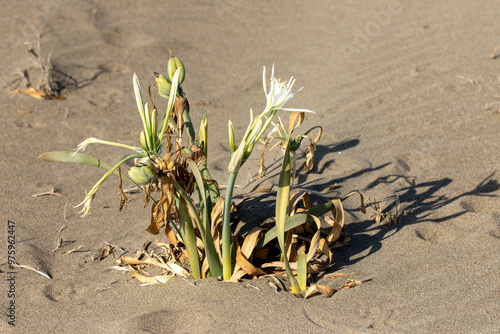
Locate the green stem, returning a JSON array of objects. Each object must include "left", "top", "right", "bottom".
[
  {"left": 222, "top": 171, "right": 238, "bottom": 280},
  {"left": 174, "top": 182, "right": 204, "bottom": 237},
  {"left": 177, "top": 197, "right": 201, "bottom": 280},
  {"left": 200, "top": 164, "right": 220, "bottom": 203},
  {"left": 182, "top": 104, "right": 196, "bottom": 147}
]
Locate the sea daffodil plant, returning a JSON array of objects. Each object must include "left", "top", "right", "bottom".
[{"left": 40, "top": 54, "right": 365, "bottom": 295}]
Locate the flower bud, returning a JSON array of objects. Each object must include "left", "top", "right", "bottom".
[
  {"left": 156, "top": 74, "right": 172, "bottom": 99},
  {"left": 228, "top": 120, "right": 236, "bottom": 153},
  {"left": 140, "top": 131, "right": 149, "bottom": 152},
  {"left": 228, "top": 145, "right": 245, "bottom": 174},
  {"left": 128, "top": 166, "right": 150, "bottom": 185},
  {"left": 128, "top": 164, "right": 159, "bottom": 185},
  {"left": 198, "top": 111, "right": 208, "bottom": 156},
  {"left": 167, "top": 51, "right": 185, "bottom": 84}
]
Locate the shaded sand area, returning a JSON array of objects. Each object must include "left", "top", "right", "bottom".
[{"left": 1, "top": 1, "right": 499, "bottom": 333}]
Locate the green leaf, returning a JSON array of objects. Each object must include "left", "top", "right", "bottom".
[
  {"left": 297, "top": 252, "right": 307, "bottom": 291},
  {"left": 39, "top": 151, "right": 147, "bottom": 196},
  {"left": 186, "top": 159, "right": 222, "bottom": 278},
  {"left": 178, "top": 197, "right": 201, "bottom": 280},
  {"left": 276, "top": 141, "right": 300, "bottom": 294}
]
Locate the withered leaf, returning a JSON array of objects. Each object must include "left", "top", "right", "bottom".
[{"left": 304, "top": 284, "right": 336, "bottom": 299}]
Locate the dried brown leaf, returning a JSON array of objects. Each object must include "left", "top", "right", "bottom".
[
  {"left": 234, "top": 235, "right": 266, "bottom": 278},
  {"left": 10, "top": 88, "right": 66, "bottom": 100},
  {"left": 147, "top": 203, "right": 162, "bottom": 234},
  {"left": 304, "top": 284, "right": 336, "bottom": 299},
  {"left": 118, "top": 167, "right": 128, "bottom": 212},
  {"left": 340, "top": 278, "right": 372, "bottom": 290},
  {"left": 304, "top": 127, "right": 322, "bottom": 173},
  {"left": 288, "top": 112, "right": 305, "bottom": 134},
  {"left": 326, "top": 199, "right": 344, "bottom": 243},
  {"left": 323, "top": 272, "right": 361, "bottom": 278},
  {"left": 164, "top": 223, "right": 179, "bottom": 247}
]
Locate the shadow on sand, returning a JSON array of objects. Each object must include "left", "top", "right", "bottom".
[{"left": 232, "top": 137, "right": 499, "bottom": 273}]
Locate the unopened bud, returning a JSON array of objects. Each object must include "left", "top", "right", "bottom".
[
  {"left": 156, "top": 74, "right": 172, "bottom": 99},
  {"left": 167, "top": 51, "right": 185, "bottom": 84},
  {"left": 198, "top": 111, "right": 208, "bottom": 156},
  {"left": 128, "top": 164, "right": 159, "bottom": 185}
]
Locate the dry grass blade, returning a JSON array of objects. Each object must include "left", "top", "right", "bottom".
[
  {"left": 63, "top": 245, "right": 84, "bottom": 255},
  {"left": 32, "top": 187, "right": 62, "bottom": 197},
  {"left": 491, "top": 46, "right": 499, "bottom": 60},
  {"left": 13, "top": 263, "right": 52, "bottom": 279},
  {"left": 52, "top": 238, "right": 63, "bottom": 253},
  {"left": 10, "top": 88, "right": 66, "bottom": 100}
]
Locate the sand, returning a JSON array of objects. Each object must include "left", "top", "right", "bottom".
[{"left": 1, "top": 0, "right": 499, "bottom": 333}]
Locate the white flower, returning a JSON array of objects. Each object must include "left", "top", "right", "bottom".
[
  {"left": 262, "top": 65, "right": 314, "bottom": 114},
  {"left": 73, "top": 137, "right": 142, "bottom": 156},
  {"left": 228, "top": 65, "right": 313, "bottom": 174},
  {"left": 74, "top": 191, "right": 93, "bottom": 217}
]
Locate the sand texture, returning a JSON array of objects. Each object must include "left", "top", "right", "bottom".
[{"left": 1, "top": 0, "right": 499, "bottom": 333}]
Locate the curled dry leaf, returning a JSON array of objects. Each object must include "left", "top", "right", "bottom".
[
  {"left": 304, "top": 126, "right": 322, "bottom": 173},
  {"left": 340, "top": 278, "right": 372, "bottom": 290},
  {"left": 304, "top": 284, "right": 336, "bottom": 299}
]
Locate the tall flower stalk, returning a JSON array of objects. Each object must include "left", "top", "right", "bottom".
[{"left": 221, "top": 65, "right": 313, "bottom": 280}]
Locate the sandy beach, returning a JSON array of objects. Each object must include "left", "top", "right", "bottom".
[{"left": 1, "top": 0, "right": 499, "bottom": 333}]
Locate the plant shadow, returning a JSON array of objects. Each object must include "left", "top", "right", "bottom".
[
  {"left": 329, "top": 170, "right": 499, "bottom": 271},
  {"left": 232, "top": 153, "right": 499, "bottom": 274}
]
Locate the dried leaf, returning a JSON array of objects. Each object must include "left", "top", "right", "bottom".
[
  {"left": 132, "top": 271, "right": 173, "bottom": 284},
  {"left": 118, "top": 167, "right": 128, "bottom": 212},
  {"left": 228, "top": 269, "right": 248, "bottom": 282},
  {"left": 289, "top": 191, "right": 308, "bottom": 215},
  {"left": 147, "top": 203, "right": 162, "bottom": 234},
  {"left": 306, "top": 215, "right": 322, "bottom": 263},
  {"left": 233, "top": 235, "right": 266, "bottom": 278},
  {"left": 326, "top": 199, "right": 344, "bottom": 243},
  {"left": 164, "top": 223, "right": 179, "bottom": 247},
  {"left": 304, "top": 127, "right": 322, "bottom": 173},
  {"left": 343, "top": 190, "right": 366, "bottom": 213},
  {"left": 340, "top": 278, "right": 372, "bottom": 289},
  {"left": 304, "top": 284, "right": 336, "bottom": 299},
  {"left": 118, "top": 256, "right": 189, "bottom": 277},
  {"left": 10, "top": 88, "right": 65, "bottom": 100},
  {"left": 323, "top": 272, "right": 360, "bottom": 278}
]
